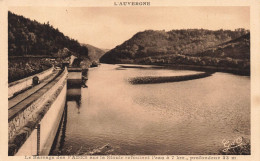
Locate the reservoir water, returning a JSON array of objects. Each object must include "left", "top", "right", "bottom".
[{"left": 51, "top": 64, "right": 250, "bottom": 155}]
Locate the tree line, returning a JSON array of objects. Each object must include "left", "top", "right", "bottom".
[
  {"left": 8, "top": 11, "right": 88, "bottom": 59},
  {"left": 100, "top": 29, "right": 250, "bottom": 74}
]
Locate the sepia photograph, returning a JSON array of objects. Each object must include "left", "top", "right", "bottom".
[{"left": 0, "top": 1, "right": 259, "bottom": 160}]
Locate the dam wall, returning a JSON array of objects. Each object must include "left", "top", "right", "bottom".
[{"left": 8, "top": 69, "right": 68, "bottom": 156}]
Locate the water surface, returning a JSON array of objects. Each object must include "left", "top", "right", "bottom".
[{"left": 51, "top": 64, "right": 250, "bottom": 155}]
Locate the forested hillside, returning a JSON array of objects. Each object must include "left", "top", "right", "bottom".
[
  {"left": 82, "top": 44, "right": 106, "bottom": 62},
  {"left": 8, "top": 11, "right": 90, "bottom": 82},
  {"left": 8, "top": 11, "right": 88, "bottom": 58},
  {"left": 100, "top": 29, "right": 250, "bottom": 74},
  {"left": 197, "top": 33, "right": 250, "bottom": 60}
]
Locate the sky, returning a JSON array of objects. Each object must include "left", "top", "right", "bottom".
[{"left": 9, "top": 7, "right": 250, "bottom": 49}]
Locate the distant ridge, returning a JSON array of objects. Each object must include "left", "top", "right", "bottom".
[
  {"left": 102, "top": 49, "right": 111, "bottom": 53},
  {"left": 81, "top": 44, "right": 106, "bottom": 62},
  {"left": 100, "top": 29, "right": 250, "bottom": 74}
]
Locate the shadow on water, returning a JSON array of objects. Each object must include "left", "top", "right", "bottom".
[
  {"left": 49, "top": 102, "right": 68, "bottom": 155},
  {"left": 117, "top": 64, "right": 215, "bottom": 85},
  {"left": 49, "top": 87, "right": 82, "bottom": 155},
  {"left": 49, "top": 64, "right": 249, "bottom": 155},
  {"left": 67, "top": 88, "right": 82, "bottom": 114},
  {"left": 117, "top": 64, "right": 250, "bottom": 76},
  {"left": 116, "top": 65, "right": 163, "bottom": 70}
]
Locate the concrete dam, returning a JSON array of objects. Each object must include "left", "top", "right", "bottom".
[{"left": 8, "top": 65, "right": 83, "bottom": 156}]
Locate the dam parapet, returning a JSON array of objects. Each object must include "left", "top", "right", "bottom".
[
  {"left": 8, "top": 55, "right": 87, "bottom": 156},
  {"left": 8, "top": 68, "right": 68, "bottom": 156},
  {"left": 8, "top": 66, "right": 54, "bottom": 99}
]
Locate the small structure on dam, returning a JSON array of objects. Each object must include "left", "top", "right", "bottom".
[
  {"left": 67, "top": 67, "right": 82, "bottom": 88},
  {"left": 67, "top": 67, "right": 83, "bottom": 109}
]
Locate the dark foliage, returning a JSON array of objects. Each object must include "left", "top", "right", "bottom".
[
  {"left": 8, "top": 11, "right": 91, "bottom": 82},
  {"left": 100, "top": 29, "right": 250, "bottom": 73},
  {"left": 8, "top": 58, "right": 52, "bottom": 83},
  {"left": 129, "top": 72, "right": 213, "bottom": 84},
  {"left": 8, "top": 11, "right": 88, "bottom": 59},
  {"left": 71, "top": 58, "right": 83, "bottom": 67}
]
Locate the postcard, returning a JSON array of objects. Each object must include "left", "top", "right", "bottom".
[{"left": 0, "top": 0, "right": 259, "bottom": 161}]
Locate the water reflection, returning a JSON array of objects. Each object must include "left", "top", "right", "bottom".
[
  {"left": 50, "top": 86, "right": 82, "bottom": 155},
  {"left": 50, "top": 64, "right": 250, "bottom": 155},
  {"left": 50, "top": 102, "right": 68, "bottom": 155},
  {"left": 67, "top": 88, "right": 82, "bottom": 114}
]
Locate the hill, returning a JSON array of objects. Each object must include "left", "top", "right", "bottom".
[
  {"left": 102, "top": 49, "right": 111, "bottom": 53},
  {"left": 100, "top": 29, "right": 250, "bottom": 73},
  {"left": 82, "top": 44, "right": 106, "bottom": 62},
  {"left": 197, "top": 33, "right": 250, "bottom": 60},
  {"left": 8, "top": 11, "right": 88, "bottom": 59},
  {"left": 8, "top": 11, "right": 90, "bottom": 82}
]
